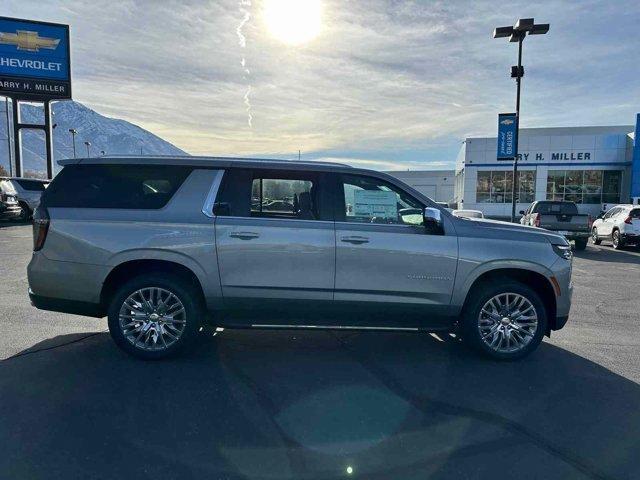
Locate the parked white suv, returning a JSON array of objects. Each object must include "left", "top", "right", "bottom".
[{"left": 591, "top": 205, "right": 640, "bottom": 249}]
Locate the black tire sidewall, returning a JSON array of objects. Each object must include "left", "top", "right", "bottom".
[
  {"left": 591, "top": 228, "right": 601, "bottom": 245},
  {"left": 107, "top": 273, "right": 203, "bottom": 360},
  {"left": 461, "top": 281, "right": 547, "bottom": 361},
  {"left": 574, "top": 239, "right": 587, "bottom": 251},
  {"left": 612, "top": 230, "right": 622, "bottom": 249}
]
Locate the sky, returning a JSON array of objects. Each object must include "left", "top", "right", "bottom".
[{"left": 2, "top": 0, "right": 639, "bottom": 170}]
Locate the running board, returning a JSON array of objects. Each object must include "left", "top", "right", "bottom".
[{"left": 250, "top": 324, "right": 420, "bottom": 332}]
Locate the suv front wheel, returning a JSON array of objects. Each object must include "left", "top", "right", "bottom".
[
  {"left": 107, "top": 273, "right": 203, "bottom": 359},
  {"left": 461, "top": 281, "right": 547, "bottom": 360}
]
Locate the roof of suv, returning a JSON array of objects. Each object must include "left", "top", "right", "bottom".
[{"left": 57, "top": 155, "right": 355, "bottom": 173}]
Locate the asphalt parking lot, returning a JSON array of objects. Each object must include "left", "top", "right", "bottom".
[{"left": 1, "top": 222, "right": 639, "bottom": 480}]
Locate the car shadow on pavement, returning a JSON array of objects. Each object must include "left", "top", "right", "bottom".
[
  {"left": 0, "top": 220, "right": 30, "bottom": 229},
  {"left": 1, "top": 329, "right": 638, "bottom": 480},
  {"left": 574, "top": 245, "right": 640, "bottom": 264}
]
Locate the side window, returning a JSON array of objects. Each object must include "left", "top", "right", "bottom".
[
  {"left": 340, "top": 174, "right": 424, "bottom": 226},
  {"left": 604, "top": 207, "right": 618, "bottom": 219},
  {"left": 251, "top": 176, "right": 318, "bottom": 220},
  {"left": 42, "top": 165, "right": 192, "bottom": 209},
  {"left": 630, "top": 209, "right": 640, "bottom": 219}
]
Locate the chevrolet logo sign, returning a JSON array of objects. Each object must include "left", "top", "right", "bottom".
[
  {"left": 0, "top": 30, "right": 60, "bottom": 52},
  {"left": 500, "top": 119, "right": 515, "bottom": 125}
]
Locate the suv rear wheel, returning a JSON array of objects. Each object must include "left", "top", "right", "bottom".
[
  {"left": 461, "top": 281, "right": 547, "bottom": 361},
  {"left": 591, "top": 227, "right": 601, "bottom": 245},
  {"left": 107, "top": 273, "right": 203, "bottom": 359},
  {"left": 612, "top": 229, "right": 623, "bottom": 249}
]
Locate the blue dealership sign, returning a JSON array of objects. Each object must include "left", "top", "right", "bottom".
[
  {"left": 0, "top": 16, "right": 71, "bottom": 99},
  {"left": 497, "top": 113, "right": 518, "bottom": 160}
]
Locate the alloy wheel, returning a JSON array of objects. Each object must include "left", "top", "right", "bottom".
[
  {"left": 478, "top": 292, "right": 538, "bottom": 354},
  {"left": 118, "top": 287, "right": 187, "bottom": 351}
]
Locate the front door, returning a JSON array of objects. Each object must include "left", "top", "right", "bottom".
[
  {"left": 214, "top": 168, "right": 335, "bottom": 324},
  {"left": 333, "top": 173, "right": 458, "bottom": 328}
]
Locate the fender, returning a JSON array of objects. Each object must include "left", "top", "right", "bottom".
[{"left": 451, "top": 258, "right": 555, "bottom": 311}]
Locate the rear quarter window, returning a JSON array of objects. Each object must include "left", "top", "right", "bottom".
[{"left": 42, "top": 165, "right": 192, "bottom": 209}]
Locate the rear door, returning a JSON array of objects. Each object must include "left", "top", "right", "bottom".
[
  {"left": 214, "top": 168, "right": 335, "bottom": 323},
  {"left": 333, "top": 173, "right": 458, "bottom": 328}
]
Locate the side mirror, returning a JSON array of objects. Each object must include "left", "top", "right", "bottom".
[
  {"left": 519, "top": 210, "right": 525, "bottom": 215},
  {"left": 423, "top": 207, "right": 443, "bottom": 231}
]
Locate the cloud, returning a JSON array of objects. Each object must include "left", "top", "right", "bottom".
[{"left": 5, "top": 0, "right": 639, "bottom": 166}]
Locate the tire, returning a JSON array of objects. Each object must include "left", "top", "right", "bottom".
[
  {"left": 612, "top": 229, "right": 623, "bottom": 250},
  {"left": 460, "top": 280, "right": 547, "bottom": 361},
  {"left": 107, "top": 273, "right": 204, "bottom": 360},
  {"left": 591, "top": 227, "right": 601, "bottom": 245},
  {"left": 574, "top": 238, "right": 588, "bottom": 251}
]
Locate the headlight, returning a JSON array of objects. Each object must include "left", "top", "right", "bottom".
[{"left": 552, "top": 244, "right": 573, "bottom": 260}]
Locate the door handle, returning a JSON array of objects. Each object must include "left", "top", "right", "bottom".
[
  {"left": 340, "top": 235, "right": 369, "bottom": 244},
  {"left": 230, "top": 231, "right": 260, "bottom": 240}
]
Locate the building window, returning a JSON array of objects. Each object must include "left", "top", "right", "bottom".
[
  {"left": 476, "top": 170, "right": 535, "bottom": 204},
  {"left": 546, "top": 170, "right": 621, "bottom": 204}
]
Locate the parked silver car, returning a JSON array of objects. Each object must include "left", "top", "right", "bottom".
[
  {"left": 28, "top": 156, "right": 573, "bottom": 360},
  {"left": 0, "top": 177, "right": 49, "bottom": 221},
  {"left": 0, "top": 178, "right": 21, "bottom": 220}
]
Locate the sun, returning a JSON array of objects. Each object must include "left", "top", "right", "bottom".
[{"left": 263, "top": 0, "right": 322, "bottom": 45}]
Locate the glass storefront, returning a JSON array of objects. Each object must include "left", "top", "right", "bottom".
[
  {"left": 476, "top": 170, "right": 535, "bottom": 204},
  {"left": 546, "top": 170, "right": 621, "bottom": 204}
]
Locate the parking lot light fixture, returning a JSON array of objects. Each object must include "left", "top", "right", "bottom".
[
  {"left": 493, "top": 18, "right": 549, "bottom": 223},
  {"left": 84, "top": 141, "right": 91, "bottom": 158},
  {"left": 68, "top": 128, "right": 77, "bottom": 158}
]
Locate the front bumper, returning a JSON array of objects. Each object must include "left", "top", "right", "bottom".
[{"left": 0, "top": 204, "right": 21, "bottom": 219}]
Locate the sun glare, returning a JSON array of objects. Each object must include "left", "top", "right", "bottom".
[{"left": 263, "top": 0, "right": 321, "bottom": 45}]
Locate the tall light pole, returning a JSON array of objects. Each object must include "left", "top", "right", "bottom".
[
  {"left": 493, "top": 18, "right": 549, "bottom": 222},
  {"left": 68, "top": 128, "right": 77, "bottom": 158},
  {"left": 84, "top": 141, "right": 91, "bottom": 158}
]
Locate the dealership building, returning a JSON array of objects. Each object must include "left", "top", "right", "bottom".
[{"left": 451, "top": 123, "right": 639, "bottom": 218}]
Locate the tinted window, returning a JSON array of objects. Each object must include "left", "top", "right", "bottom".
[
  {"left": 15, "top": 179, "right": 46, "bottom": 191},
  {"left": 251, "top": 176, "right": 317, "bottom": 220},
  {"left": 630, "top": 209, "right": 640, "bottom": 219},
  {"left": 340, "top": 174, "right": 424, "bottom": 225},
  {"left": 42, "top": 165, "right": 192, "bottom": 209},
  {"left": 215, "top": 168, "right": 331, "bottom": 221},
  {"left": 534, "top": 202, "right": 579, "bottom": 215}
]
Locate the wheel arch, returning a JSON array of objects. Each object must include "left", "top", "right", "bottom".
[
  {"left": 100, "top": 259, "right": 207, "bottom": 312},
  {"left": 460, "top": 267, "right": 558, "bottom": 333}
]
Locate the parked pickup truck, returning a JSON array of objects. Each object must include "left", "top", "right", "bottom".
[{"left": 520, "top": 201, "right": 591, "bottom": 250}]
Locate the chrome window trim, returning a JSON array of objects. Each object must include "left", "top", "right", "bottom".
[
  {"left": 201, "top": 170, "right": 225, "bottom": 218},
  {"left": 215, "top": 215, "right": 334, "bottom": 226}
]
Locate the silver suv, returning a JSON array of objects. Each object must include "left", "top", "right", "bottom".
[{"left": 28, "top": 156, "right": 573, "bottom": 360}]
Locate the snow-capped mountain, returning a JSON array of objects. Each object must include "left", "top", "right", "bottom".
[{"left": 0, "top": 100, "right": 187, "bottom": 175}]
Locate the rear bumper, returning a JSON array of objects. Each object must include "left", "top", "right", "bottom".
[
  {"left": 621, "top": 233, "right": 640, "bottom": 244},
  {"left": 29, "top": 289, "right": 105, "bottom": 318},
  {"left": 563, "top": 232, "right": 590, "bottom": 239}
]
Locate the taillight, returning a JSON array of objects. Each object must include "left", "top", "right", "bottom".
[
  {"left": 534, "top": 213, "right": 540, "bottom": 228},
  {"left": 624, "top": 216, "right": 632, "bottom": 225},
  {"left": 32, "top": 206, "right": 50, "bottom": 251},
  {"left": 588, "top": 214, "right": 593, "bottom": 228}
]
